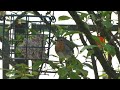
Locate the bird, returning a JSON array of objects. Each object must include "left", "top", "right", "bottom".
[{"left": 55, "top": 37, "right": 75, "bottom": 64}]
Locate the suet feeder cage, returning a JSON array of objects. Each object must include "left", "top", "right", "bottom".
[{"left": 2, "top": 14, "right": 55, "bottom": 63}]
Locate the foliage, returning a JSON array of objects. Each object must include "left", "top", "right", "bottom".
[
  {"left": 6, "top": 63, "right": 37, "bottom": 79},
  {"left": 57, "top": 56, "right": 88, "bottom": 79},
  {"left": 103, "top": 44, "right": 116, "bottom": 56},
  {"left": 58, "top": 15, "right": 71, "bottom": 21},
  {"left": 1, "top": 11, "right": 120, "bottom": 79},
  {"left": 6, "top": 60, "right": 44, "bottom": 79}
]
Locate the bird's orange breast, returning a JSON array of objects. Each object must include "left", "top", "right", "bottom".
[{"left": 55, "top": 41, "right": 65, "bottom": 53}]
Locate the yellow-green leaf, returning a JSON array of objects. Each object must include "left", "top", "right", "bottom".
[
  {"left": 103, "top": 44, "right": 116, "bottom": 56},
  {"left": 58, "top": 15, "right": 71, "bottom": 21}
]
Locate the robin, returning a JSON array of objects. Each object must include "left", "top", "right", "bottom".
[{"left": 55, "top": 37, "right": 75, "bottom": 64}]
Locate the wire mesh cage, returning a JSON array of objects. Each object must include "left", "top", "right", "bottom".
[{"left": 2, "top": 14, "right": 54, "bottom": 64}]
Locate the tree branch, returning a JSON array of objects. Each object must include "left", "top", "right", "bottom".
[
  {"left": 88, "top": 11, "right": 120, "bottom": 64},
  {"left": 79, "top": 34, "right": 99, "bottom": 79},
  {"left": 68, "top": 11, "right": 118, "bottom": 79},
  {"left": 91, "top": 55, "right": 99, "bottom": 79}
]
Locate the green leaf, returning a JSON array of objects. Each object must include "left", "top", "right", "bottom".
[
  {"left": 2, "top": 68, "right": 11, "bottom": 71},
  {"left": 59, "top": 75, "right": 67, "bottom": 79},
  {"left": 101, "top": 11, "right": 112, "bottom": 17},
  {"left": 101, "top": 11, "right": 108, "bottom": 17},
  {"left": 72, "top": 59, "right": 83, "bottom": 69},
  {"left": 25, "top": 74, "right": 34, "bottom": 77},
  {"left": 21, "top": 77, "right": 29, "bottom": 79},
  {"left": 83, "top": 22, "right": 90, "bottom": 30},
  {"left": 102, "top": 20, "right": 112, "bottom": 29},
  {"left": 87, "top": 50, "right": 94, "bottom": 56},
  {"left": 10, "top": 75, "right": 21, "bottom": 79},
  {"left": 79, "top": 69, "right": 88, "bottom": 77},
  {"left": 78, "top": 12, "right": 88, "bottom": 20},
  {"left": 26, "top": 11, "right": 35, "bottom": 15},
  {"left": 80, "top": 13, "right": 88, "bottom": 20},
  {"left": 58, "top": 15, "right": 71, "bottom": 21},
  {"left": 80, "top": 45, "right": 98, "bottom": 53},
  {"left": 30, "top": 29, "right": 37, "bottom": 34},
  {"left": 75, "top": 68, "right": 88, "bottom": 78},
  {"left": 83, "top": 63, "right": 93, "bottom": 69},
  {"left": 118, "top": 77, "right": 120, "bottom": 79},
  {"left": 32, "top": 60, "right": 43, "bottom": 70},
  {"left": 6, "top": 70, "right": 20, "bottom": 76},
  {"left": 103, "top": 44, "right": 116, "bottom": 56},
  {"left": 69, "top": 72, "right": 81, "bottom": 79},
  {"left": 58, "top": 67, "right": 68, "bottom": 78},
  {"left": 48, "top": 61, "right": 59, "bottom": 69},
  {"left": 32, "top": 71, "right": 39, "bottom": 76},
  {"left": 90, "top": 14, "right": 96, "bottom": 21},
  {"left": 92, "top": 35, "right": 101, "bottom": 44},
  {"left": 55, "top": 25, "right": 67, "bottom": 37},
  {"left": 99, "top": 72, "right": 108, "bottom": 79}
]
